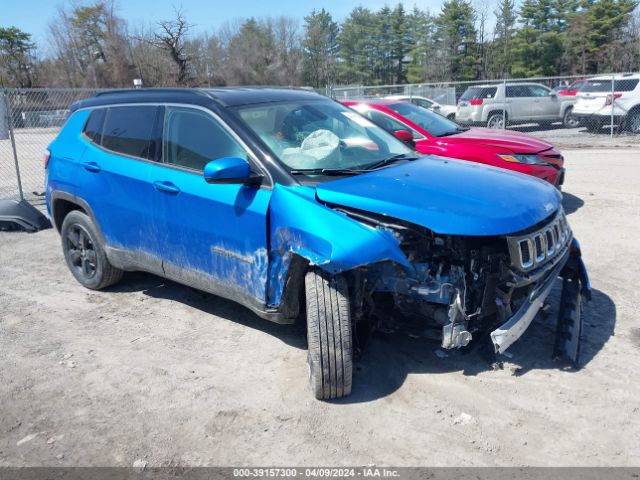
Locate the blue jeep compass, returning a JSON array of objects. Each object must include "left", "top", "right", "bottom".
[{"left": 45, "top": 88, "right": 589, "bottom": 400}]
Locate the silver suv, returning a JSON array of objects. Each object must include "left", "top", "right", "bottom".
[{"left": 456, "top": 83, "right": 578, "bottom": 129}]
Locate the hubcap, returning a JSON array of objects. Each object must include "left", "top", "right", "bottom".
[
  {"left": 66, "top": 225, "right": 97, "bottom": 279},
  {"left": 489, "top": 116, "right": 504, "bottom": 129}
]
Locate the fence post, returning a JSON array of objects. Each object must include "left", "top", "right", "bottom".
[
  {"left": 503, "top": 79, "right": 507, "bottom": 130},
  {"left": 611, "top": 74, "right": 615, "bottom": 138},
  {"left": 5, "top": 91, "right": 25, "bottom": 201}
]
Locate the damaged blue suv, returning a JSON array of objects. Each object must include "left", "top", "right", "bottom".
[{"left": 46, "top": 88, "right": 589, "bottom": 400}]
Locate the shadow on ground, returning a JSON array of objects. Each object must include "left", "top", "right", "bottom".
[
  {"left": 108, "top": 271, "right": 307, "bottom": 350},
  {"left": 562, "top": 192, "right": 585, "bottom": 215},
  {"left": 108, "top": 271, "right": 615, "bottom": 404},
  {"left": 338, "top": 286, "right": 615, "bottom": 403}
]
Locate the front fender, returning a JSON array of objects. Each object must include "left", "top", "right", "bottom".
[{"left": 266, "top": 184, "right": 410, "bottom": 307}]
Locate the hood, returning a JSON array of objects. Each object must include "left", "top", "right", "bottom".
[
  {"left": 441, "top": 127, "right": 553, "bottom": 153},
  {"left": 315, "top": 157, "right": 561, "bottom": 236}
]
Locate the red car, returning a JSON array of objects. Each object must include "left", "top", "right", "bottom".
[
  {"left": 343, "top": 99, "right": 565, "bottom": 186},
  {"left": 556, "top": 80, "right": 585, "bottom": 96}
]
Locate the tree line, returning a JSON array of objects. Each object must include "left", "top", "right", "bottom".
[{"left": 1, "top": 0, "right": 639, "bottom": 89}]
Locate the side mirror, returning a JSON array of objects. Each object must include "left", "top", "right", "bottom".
[
  {"left": 393, "top": 130, "right": 414, "bottom": 143},
  {"left": 203, "top": 157, "right": 259, "bottom": 185},
  {"left": 549, "top": 91, "right": 557, "bottom": 97}
]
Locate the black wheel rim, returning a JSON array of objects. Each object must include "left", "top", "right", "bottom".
[{"left": 65, "top": 225, "right": 97, "bottom": 279}]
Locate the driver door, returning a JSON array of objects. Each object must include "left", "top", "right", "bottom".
[{"left": 150, "top": 105, "right": 271, "bottom": 306}]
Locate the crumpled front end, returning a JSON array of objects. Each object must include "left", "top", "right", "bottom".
[{"left": 337, "top": 206, "right": 589, "bottom": 363}]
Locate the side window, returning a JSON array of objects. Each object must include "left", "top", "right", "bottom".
[
  {"left": 83, "top": 109, "right": 106, "bottom": 144},
  {"left": 101, "top": 106, "right": 158, "bottom": 159},
  {"left": 163, "top": 107, "right": 246, "bottom": 171},
  {"left": 506, "top": 85, "right": 530, "bottom": 98},
  {"left": 529, "top": 85, "right": 551, "bottom": 97},
  {"left": 362, "top": 109, "right": 424, "bottom": 140}
]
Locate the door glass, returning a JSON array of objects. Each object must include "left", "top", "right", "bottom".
[
  {"left": 529, "top": 85, "right": 552, "bottom": 97},
  {"left": 83, "top": 108, "right": 106, "bottom": 144},
  {"left": 358, "top": 108, "right": 424, "bottom": 139},
  {"left": 506, "top": 85, "right": 531, "bottom": 97},
  {"left": 163, "top": 107, "right": 246, "bottom": 171},
  {"left": 101, "top": 106, "right": 158, "bottom": 159}
]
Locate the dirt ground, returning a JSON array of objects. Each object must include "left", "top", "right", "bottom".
[{"left": 1, "top": 148, "right": 639, "bottom": 467}]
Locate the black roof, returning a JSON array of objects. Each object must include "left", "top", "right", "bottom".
[{"left": 70, "top": 87, "right": 324, "bottom": 112}]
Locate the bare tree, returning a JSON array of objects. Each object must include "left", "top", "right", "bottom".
[{"left": 147, "top": 10, "right": 194, "bottom": 85}]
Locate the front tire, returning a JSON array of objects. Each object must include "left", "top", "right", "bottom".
[
  {"left": 563, "top": 107, "right": 579, "bottom": 128},
  {"left": 305, "top": 268, "right": 353, "bottom": 400},
  {"left": 61, "top": 210, "right": 123, "bottom": 290}
]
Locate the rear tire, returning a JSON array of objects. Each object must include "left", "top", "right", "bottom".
[
  {"left": 305, "top": 268, "right": 353, "bottom": 400},
  {"left": 61, "top": 210, "right": 123, "bottom": 290},
  {"left": 487, "top": 112, "right": 506, "bottom": 129},
  {"left": 586, "top": 118, "right": 601, "bottom": 133},
  {"left": 626, "top": 109, "right": 640, "bottom": 134}
]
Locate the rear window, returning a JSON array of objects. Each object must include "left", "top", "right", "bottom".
[
  {"left": 460, "top": 87, "right": 497, "bottom": 101},
  {"left": 83, "top": 109, "right": 105, "bottom": 144},
  {"left": 582, "top": 79, "right": 639, "bottom": 93},
  {"left": 101, "top": 106, "right": 158, "bottom": 159}
]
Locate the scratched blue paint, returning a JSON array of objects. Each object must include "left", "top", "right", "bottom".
[{"left": 266, "top": 184, "right": 411, "bottom": 306}]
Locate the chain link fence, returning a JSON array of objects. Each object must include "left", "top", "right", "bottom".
[
  {"left": 331, "top": 73, "right": 640, "bottom": 144},
  {"left": 1, "top": 89, "right": 103, "bottom": 210},
  {"left": 1, "top": 80, "right": 638, "bottom": 214}
]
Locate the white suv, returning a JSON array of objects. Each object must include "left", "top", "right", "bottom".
[{"left": 572, "top": 73, "right": 640, "bottom": 133}]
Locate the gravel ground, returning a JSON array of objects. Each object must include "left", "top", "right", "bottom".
[{"left": 1, "top": 148, "right": 639, "bottom": 467}]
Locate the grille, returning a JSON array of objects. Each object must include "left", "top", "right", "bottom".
[{"left": 507, "top": 209, "right": 571, "bottom": 272}]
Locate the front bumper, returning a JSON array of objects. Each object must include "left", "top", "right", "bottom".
[
  {"left": 490, "top": 241, "right": 589, "bottom": 361},
  {"left": 490, "top": 255, "right": 564, "bottom": 354}
]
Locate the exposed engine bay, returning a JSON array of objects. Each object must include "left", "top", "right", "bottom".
[{"left": 337, "top": 206, "right": 588, "bottom": 363}]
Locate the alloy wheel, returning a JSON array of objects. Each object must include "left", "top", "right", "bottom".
[{"left": 65, "top": 224, "right": 98, "bottom": 279}]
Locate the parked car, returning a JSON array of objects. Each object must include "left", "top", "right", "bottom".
[
  {"left": 572, "top": 73, "right": 640, "bottom": 133},
  {"left": 555, "top": 79, "right": 586, "bottom": 96},
  {"left": 385, "top": 94, "right": 457, "bottom": 120},
  {"left": 456, "top": 82, "right": 578, "bottom": 129},
  {"left": 46, "top": 88, "right": 589, "bottom": 400},
  {"left": 343, "top": 99, "right": 566, "bottom": 187}
]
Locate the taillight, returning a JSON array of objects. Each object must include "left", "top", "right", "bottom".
[
  {"left": 605, "top": 93, "right": 622, "bottom": 106},
  {"left": 44, "top": 149, "right": 51, "bottom": 169},
  {"left": 469, "top": 98, "right": 484, "bottom": 106}
]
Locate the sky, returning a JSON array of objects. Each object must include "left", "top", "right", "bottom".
[{"left": 2, "top": 0, "right": 449, "bottom": 49}]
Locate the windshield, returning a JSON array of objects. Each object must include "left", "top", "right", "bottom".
[
  {"left": 233, "top": 99, "right": 412, "bottom": 173},
  {"left": 386, "top": 102, "right": 463, "bottom": 137}
]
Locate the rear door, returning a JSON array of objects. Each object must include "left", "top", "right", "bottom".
[
  {"left": 76, "top": 105, "right": 162, "bottom": 271},
  {"left": 150, "top": 105, "right": 271, "bottom": 306},
  {"left": 505, "top": 85, "right": 532, "bottom": 120}
]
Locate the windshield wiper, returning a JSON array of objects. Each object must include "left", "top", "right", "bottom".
[
  {"left": 437, "top": 127, "right": 469, "bottom": 138},
  {"left": 289, "top": 153, "right": 419, "bottom": 176},
  {"left": 360, "top": 153, "right": 420, "bottom": 171},
  {"left": 290, "top": 168, "right": 369, "bottom": 176}
]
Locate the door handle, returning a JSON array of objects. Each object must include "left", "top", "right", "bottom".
[
  {"left": 81, "top": 161, "right": 101, "bottom": 172},
  {"left": 153, "top": 181, "right": 181, "bottom": 194}
]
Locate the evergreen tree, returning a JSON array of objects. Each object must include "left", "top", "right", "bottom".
[
  {"left": 435, "top": 0, "right": 479, "bottom": 80},
  {"left": 302, "top": 9, "right": 339, "bottom": 88}
]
